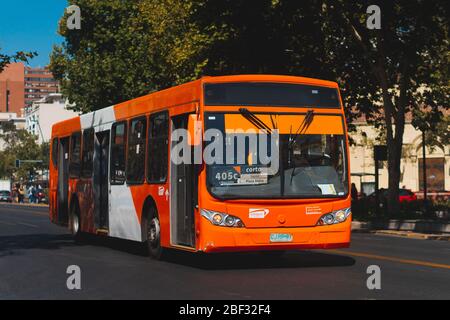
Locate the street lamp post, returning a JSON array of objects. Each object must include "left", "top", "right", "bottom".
[{"left": 422, "top": 129, "right": 428, "bottom": 215}]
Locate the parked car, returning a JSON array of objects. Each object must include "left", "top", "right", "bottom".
[
  {"left": 0, "top": 190, "right": 12, "bottom": 203},
  {"left": 361, "top": 188, "right": 418, "bottom": 205},
  {"left": 399, "top": 189, "right": 417, "bottom": 202}
]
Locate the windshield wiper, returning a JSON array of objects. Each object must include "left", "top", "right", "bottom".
[
  {"left": 289, "top": 110, "right": 315, "bottom": 150},
  {"left": 238, "top": 108, "right": 272, "bottom": 134},
  {"left": 289, "top": 110, "right": 315, "bottom": 184}
]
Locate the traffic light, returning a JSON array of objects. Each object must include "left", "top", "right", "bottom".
[{"left": 15, "top": 159, "right": 20, "bottom": 168}]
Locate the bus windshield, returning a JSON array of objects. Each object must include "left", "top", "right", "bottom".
[{"left": 205, "top": 112, "right": 348, "bottom": 199}]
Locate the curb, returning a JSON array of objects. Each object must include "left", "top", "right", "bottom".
[
  {"left": 372, "top": 230, "right": 450, "bottom": 241},
  {"left": 352, "top": 220, "right": 450, "bottom": 237},
  {"left": 351, "top": 221, "right": 450, "bottom": 241},
  {"left": 0, "top": 203, "right": 48, "bottom": 208}
]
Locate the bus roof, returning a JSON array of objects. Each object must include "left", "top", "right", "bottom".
[
  {"left": 51, "top": 74, "right": 339, "bottom": 137},
  {"left": 201, "top": 74, "right": 338, "bottom": 88}
]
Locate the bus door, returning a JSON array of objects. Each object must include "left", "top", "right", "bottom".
[
  {"left": 57, "top": 137, "right": 70, "bottom": 225},
  {"left": 93, "top": 130, "right": 110, "bottom": 230},
  {"left": 170, "top": 114, "right": 196, "bottom": 248}
]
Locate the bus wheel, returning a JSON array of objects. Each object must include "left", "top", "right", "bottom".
[
  {"left": 146, "top": 207, "right": 165, "bottom": 260},
  {"left": 70, "top": 201, "right": 83, "bottom": 242}
]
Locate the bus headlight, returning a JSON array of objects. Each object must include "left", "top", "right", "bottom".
[
  {"left": 224, "top": 215, "right": 236, "bottom": 227},
  {"left": 335, "top": 210, "right": 347, "bottom": 223},
  {"left": 323, "top": 214, "right": 335, "bottom": 225},
  {"left": 212, "top": 213, "right": 223, "bottom": 225},
  {"left": 201, "top": 209, "right": 245, "bottom": 228},
  {"left": 317, "top": 208, "right": 351, "bottom": 225}
]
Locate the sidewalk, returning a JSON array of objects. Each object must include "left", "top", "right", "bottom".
[
  {"left": 371, "top": 230, "right": 450, "bottom": 241},
  {"left": 352, "top": 220, "right": 450, "bottom": 241},
  {"left": 0, "top": 202, "right": 48, "bottom": 208}
]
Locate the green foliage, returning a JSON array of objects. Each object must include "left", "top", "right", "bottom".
[
  {"left": 51, "top": 0, "right": 216, "bottom": 113},
  {"left": 320, "top": 1, "right": 449, "bottom": 125},
  {"left": 51, "top": 0, "right": 338, "bottom": 112},
  {"left": 52, "top": 1, "right": 448, "bottom": 120},
  {"left": 0, "top": 123, "right": 48, "bottom": 181},
  {"left": 0, "top": 47, "right": 37, "bottom": 72},
  {"left": 413, "top": 111, "right": 449, "bottom": 152}
]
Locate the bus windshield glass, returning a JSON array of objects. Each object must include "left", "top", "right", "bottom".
[
  {"left": 205, "top": 112, "right": 348, "bottom": 199},
  {"left": 204, "top": 82, "right": 340, "bottom": 108}
]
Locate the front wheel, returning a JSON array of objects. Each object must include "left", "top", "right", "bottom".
[{"left": 145, "top": 207, "right": 165, "bottom": 260}]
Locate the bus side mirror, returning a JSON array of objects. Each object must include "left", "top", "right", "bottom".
[{"left": 187, "top": 114, "right": 202, "bottom": 146}]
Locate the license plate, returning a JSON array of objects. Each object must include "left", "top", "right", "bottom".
[{"left": 270, "top": 233, "right": 293, "bottom": 243}]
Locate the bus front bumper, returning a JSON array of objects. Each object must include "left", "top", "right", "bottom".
[{"left": 198, "top": 218, "right": 351, "bottom": 253}]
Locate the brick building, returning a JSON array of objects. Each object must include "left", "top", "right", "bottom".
[
  {"left": 24, "top": 65, "right": 59, "bottom": 109},
  {"left": 0, "top": 63, "right": 25, "bottom": 115},
  {"left": 0, "top": 63, "right": 59, "bottom": 116}
]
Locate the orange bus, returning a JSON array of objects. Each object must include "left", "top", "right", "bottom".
[{"left": 49, "top": 75, "right": 351, "bottom": 259}]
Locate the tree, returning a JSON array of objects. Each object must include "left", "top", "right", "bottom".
[
  {"left": 318, "top": 0, "right": 449, "bottom": 214},
  {"left": 0, "top": 122, "right": 47, "bottom": 182},
  {"left": 50, "top": 0, "right": 216, "bottom": 113},
  {"left": 51, "top": 0, "right": 335, "bottom": 109},
  {"left": 193, "top": 0, "right": 361, "bottom": 130}
]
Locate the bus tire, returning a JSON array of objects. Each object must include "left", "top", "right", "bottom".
[
  {"left": 145, "top": 206, "right": 165, "bottom": 260},
  {"left": 70, "top": 200, "right": 83, "bottom": 243}
]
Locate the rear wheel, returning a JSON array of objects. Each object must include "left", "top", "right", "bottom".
[
  {"left": 145, "top": 206, "right": 165, "bottom": 260},
  {"left": 70, "top": 201, "right": 84, "bottom": 242}
]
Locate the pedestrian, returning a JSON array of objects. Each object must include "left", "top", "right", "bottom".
[
  {"left": 18, "top": 185, "right": 25, "bottom": 203},
  {"left": 32, "top": 185, "right": 38, "bottom": 204},
  {"left": 351, "top": 183, "right": 358, "bottom": 201},
  {"left": 12, "top": 184, "right": 18, "bottom": 203},
  {"left": 28, "top": 185, "right": 36, "bottom": 204}
]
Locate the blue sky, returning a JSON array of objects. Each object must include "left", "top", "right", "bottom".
[{"left": 0, "top": 0, "right": 68, "bottom": 67}]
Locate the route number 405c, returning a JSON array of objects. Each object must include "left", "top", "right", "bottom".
[
  {"left": 216, "top": 171, "right": 239, "bottom": 181},
  {"left": 223, "top": 304, "right": 271, "bottom": 315}
]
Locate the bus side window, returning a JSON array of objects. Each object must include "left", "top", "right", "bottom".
[
  {"left": 69, "top": 132, "right": 82, "bottom": 177},
  {"left": 127, "top": 117, "right": 147, "bottom": 184},
  {"left": 147, "top": 111, "right": 169, "bottom": 183},
  {"left": 111, "top": 121, "right": 127, "bottom": 184},
  {"left": 51, "top": 137, "right": 58, "bottom": 168},
  {"left": 81, "top": 128, "right": 94, "bottom": 178}
]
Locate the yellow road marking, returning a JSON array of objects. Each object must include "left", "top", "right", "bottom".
[{"left": 328, "top": 249, "right": 450, "bottom": 270}]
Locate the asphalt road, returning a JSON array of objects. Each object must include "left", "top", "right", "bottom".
[{"left": 0, "top": 203, "right": 449, "bottom": 300}]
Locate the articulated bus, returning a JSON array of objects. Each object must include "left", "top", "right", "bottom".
[{"left": 49, "top": 75, "right": 351, "bottom": 259}]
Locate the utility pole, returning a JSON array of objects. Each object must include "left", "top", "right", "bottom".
[
  {"left": 374, "top": 158, "right": 380, "bottom": 216},
  {"left": 422, "top": 130, "right": 428, "bottom": 215},
  {"left": 374, "top": 145, "right": 387, "bottom": 217},
  {"left": 6, "top": 79, "right": 10, "bottom": 112}
]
